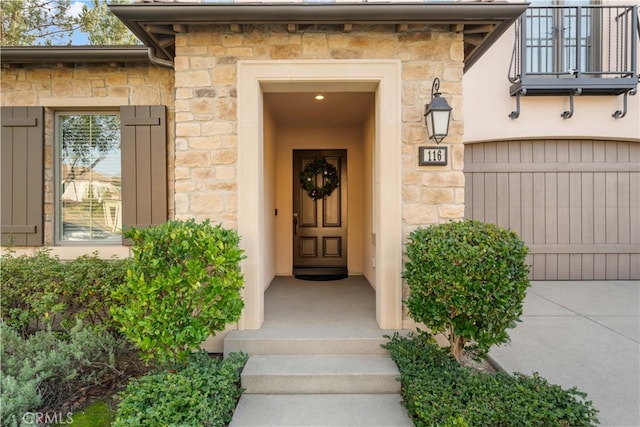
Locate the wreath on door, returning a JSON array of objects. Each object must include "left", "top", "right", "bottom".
[{"left": 299, "top": 158, "right": 340, "bottom": 201}]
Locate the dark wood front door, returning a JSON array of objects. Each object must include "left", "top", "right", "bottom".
[{"left": 293, "top": 150, "right": 347, "bottom": 277}]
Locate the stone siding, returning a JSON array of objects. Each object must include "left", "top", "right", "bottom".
[
  {"left": 2, "top": 23, "right": 466, "bottom": 325},
  {"left": 1, "top": 63, "right": 175, "bottom": 245},
  {"left": 174, "top": 24, "right": 465, "bottom": 232}
]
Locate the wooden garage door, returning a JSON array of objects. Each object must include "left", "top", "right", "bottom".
[{"left": 464, "top": 140, "right": 639, "bottom": 280}]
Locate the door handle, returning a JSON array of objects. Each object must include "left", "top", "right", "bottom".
[{"left": 293, "top": 213, "right": 298, "bottom": 236}]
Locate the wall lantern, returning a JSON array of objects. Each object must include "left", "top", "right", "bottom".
[{"left": 424, "top": 77, "right": 452, "bottom": 144}]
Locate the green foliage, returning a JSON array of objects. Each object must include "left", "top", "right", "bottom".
[
  {"left": 1, "top": 249, "right": 63, "bottom": 331},
  {"left": 60, "top": 253, "right": 130, "bottom": 328},
  {"left": 111, "top": 219, "right": 245, "bottom": 366},
  {"left": 1, "top": 0, "right": 78, "bottom": 46},
  {"left": 1, "top": 249, "right": 129, "bottom": 333},
  {"left": 299, "top": 158, "right": 340, "bottom": 200},
  {"left": 0, "top": 321, "right": 126, "bottom": 426},
  {"left": 80, "top": 0, "right": 139, "bottom": 45},
  {"left": 0, "top": 0, "right": 137, "bottom": 46},
  {"left": 113, "top": 352, "right": 248, "bottom": 427},
  {"left": 383, "top": 332, "right": 599, "bottom": 427},
  {"left": 1, "top": 374, "right": 41, "bottom": 427},
  {"left": 63, "top": 400, "right": 114, "bottom": 426},
  {"left": 404, "top": 220, "right": 530, "bottom": 360}
]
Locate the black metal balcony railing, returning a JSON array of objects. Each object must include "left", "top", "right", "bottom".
[{"left": 508, "top": 5, "right": 639, "bottom": 118}]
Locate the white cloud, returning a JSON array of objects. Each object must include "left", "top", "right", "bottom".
[{"left": 66, "top": 1, "right": 87, "bottom": 18}]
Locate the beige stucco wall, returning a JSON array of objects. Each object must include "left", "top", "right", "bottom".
[
  {"left": 0, "top": 63, "right": 175, "bottom": 259},
  {"left": 362, "top": 103, "right": 376, "bottom": 286},
  {"left": 273, "top": 124, "right": 368, "bottom": 277},
  {"left": 263, "top": 101, "right": 278, "bottom": 288}
]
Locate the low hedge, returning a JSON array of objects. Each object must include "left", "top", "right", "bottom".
[
  {"left": 1, "top": 249, "right": 129, "bottom": 333},
  {"left": 383, "top": 332, "right": 599, "bottom": 427},
  {"left": 113, "top": 351, "right": 247, "bottom": 427}
]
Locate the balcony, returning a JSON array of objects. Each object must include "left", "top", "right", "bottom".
[{"left": 509, "top": 4, "right": 638, "bottom": 117}]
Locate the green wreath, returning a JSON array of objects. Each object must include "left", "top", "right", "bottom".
[{"left": 299, "top": 158, "right": 340, "bottom": 200}]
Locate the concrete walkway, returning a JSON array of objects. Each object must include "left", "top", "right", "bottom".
[
  {"left": 490, "top": 281, "right": 640, "bottom": 427},
  {"left": 227, "top": 278, "right": 638, "bottom": 426},
  {"left": 227, "top": 276, "right": 412, "bottom": 427}
]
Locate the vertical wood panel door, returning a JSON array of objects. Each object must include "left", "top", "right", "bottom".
[
  {"left": 293, "top": 150, "right": 347, "bottom": 277},
  {"left": 464, "top": 139, "right": 639, "bottom": 281}
]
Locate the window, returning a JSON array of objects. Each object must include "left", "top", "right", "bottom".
[
  {"left": 56, "top": 112, "right": 122, "bottom": 243},
  {"left": 2, "top": 105, "right": 166, "bottom": 247},
  {"left": 525, "top": 0, "right": 598, "bottom": 76},
  {"left": 510, "top": 1, "right": 637, "bottom": 99}
]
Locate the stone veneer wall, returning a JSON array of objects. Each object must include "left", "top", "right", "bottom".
[
  {"left": 174, "top": 24, "right": 466, "bottom": 234},
  {"left": 0, "top": 63, "right": 175, "bottom": 246}
]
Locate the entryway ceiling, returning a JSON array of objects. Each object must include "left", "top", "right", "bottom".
[{"left": 264, "top": 92, "right": 374, "bottom": 126}]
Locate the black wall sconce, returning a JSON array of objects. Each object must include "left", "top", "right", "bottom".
[{"left": 424, "top": 77, "right": 452, "bottom": 144}]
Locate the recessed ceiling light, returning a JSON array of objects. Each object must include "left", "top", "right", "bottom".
[{"left": 315, "top": 95, "right": 325, "bottom": 100}]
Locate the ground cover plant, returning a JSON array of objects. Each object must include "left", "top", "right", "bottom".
[
  {"left": 384, "top": 332, "right": 599, "bottom": 426},
  {"left": 398, "top": 220, "right": 598, "bottom": 425},
  {"left": 112, "top": 351, "right": 247, "bottom": 427},
  {"left": 403, "top": 219, "right": 530, "bottom": 361},
  {"left": 1, "top": 220, "right": 249, "bottom": 426},
  {"left": 0, "top": 250, "right": 140, "bottom": 425},
  {"left": 0, "top": 319, "right": 141, "bottom": 427}
]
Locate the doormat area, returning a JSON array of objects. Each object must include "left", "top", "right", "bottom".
[{"left": 294, "top": 274, "right": 348, "bottom": 281}]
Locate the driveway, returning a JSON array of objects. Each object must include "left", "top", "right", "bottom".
[{"left": 490, "top": 281, "right": 639, "bottom": 427}]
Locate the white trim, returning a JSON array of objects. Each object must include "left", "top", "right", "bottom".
[{"left": 237, "top": 60, "right": 403, "bottom": 329}]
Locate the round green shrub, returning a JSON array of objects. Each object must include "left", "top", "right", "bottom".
[
  {"left": 110, "top": 219, "right": 245, "bottom": 365},
  {"left": 403, "top": 220, "right": 530, "bottom": 361}
]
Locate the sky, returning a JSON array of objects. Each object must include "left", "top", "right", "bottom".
[{"left": 69, "top": 0, "right": 90, "bottom": 44}]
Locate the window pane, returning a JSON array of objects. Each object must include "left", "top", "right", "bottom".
[
  {"left": 524, "top": 1, "right": 597, "bottom": 75},
  {"left": 58, "top": 114, "right": 121, "bottom": 242}
]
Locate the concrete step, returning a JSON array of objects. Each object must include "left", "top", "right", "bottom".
[
  {"left": 224, "top": 331, "right": 391, "bottom": 357},
  {"left": 241, "top": 355, "right": 401, "bottom": 394},
  {"left": 229, "top": 394, "right": 413, "bottom": 427}
]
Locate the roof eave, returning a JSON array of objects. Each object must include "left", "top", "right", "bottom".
[
  {"left": 0, "top": 46, "right": 152, "bottom": 64},
  {"left": 110, "top": 2, "right": 529, "bottom": 70},
  {"left": 0, "top": 3, "right": 529, "bottom": 70},
  {"left": 109, "top": 2, "right": 528, "bottom": 23}
]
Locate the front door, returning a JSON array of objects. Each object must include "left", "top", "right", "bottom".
[{"left": 293, "top": 150, "right": 347, "bottom": 277}]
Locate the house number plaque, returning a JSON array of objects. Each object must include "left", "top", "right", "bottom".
[{"left": 419, "top": 146, "right": 447, "bottom": 166}]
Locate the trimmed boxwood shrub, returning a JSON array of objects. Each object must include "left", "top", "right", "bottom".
[
  {"left": 383, "top": 332, "right": 599, "bottom": 427},
  {"left": 112, "top": 351, "right": 247, "bottom": 427},
  {"left": 403, "top": 220, "right": 530, "bottom": 361},
  {"left": 110, "top": 219, "right": 244, "bottom": 366}
]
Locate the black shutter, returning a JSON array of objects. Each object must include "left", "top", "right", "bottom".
[
  {"left": 120, "top": 105, "right": 167, "bottom": 242},
  {"left": 1, "top": 107, "right": 44, "bottom": 246}
]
